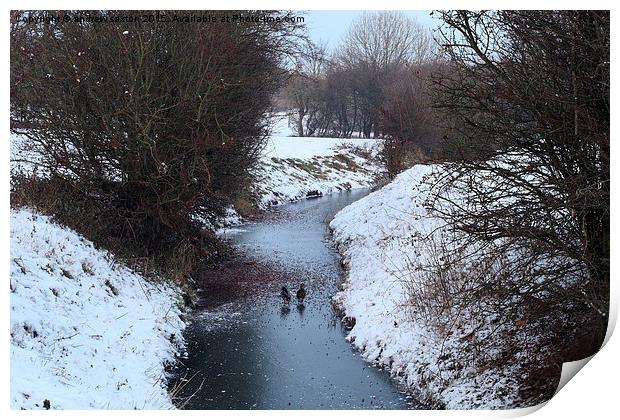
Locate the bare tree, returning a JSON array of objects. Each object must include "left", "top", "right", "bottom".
[
  {"left": 336, "top": 11, "right": 434, "bottom": 70},
  {"left": 334, "top": 11, "right": 435, "bottom": 138},
  {"left": 379, "top": 61, "right": 450, "bottom": 175},
  {"left": 431, "top": 10, "right": 609, "bottom": 344},
  {"left": 284, "top": 42, "right": 327, "bottom": 136}
]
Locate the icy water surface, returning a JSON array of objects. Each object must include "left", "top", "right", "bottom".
[{"left": 169, "top": 189, "right": 413, "bottom": 409}]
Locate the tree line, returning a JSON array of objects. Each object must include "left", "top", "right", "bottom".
[{"left": 282, "top": 12, "right": 447, "bottom": 175}]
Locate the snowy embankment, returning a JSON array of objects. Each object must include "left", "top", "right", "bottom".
[
  {"left": 10, "top": 209, "right": 186, "bottom": 409},
  {"left": 330, "top": 166, "right": 525, "bottom": 409},
  {"left": 254, "top": 116, "right": 383, "bottom": 207}
]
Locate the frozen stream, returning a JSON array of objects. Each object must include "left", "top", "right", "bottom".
[{"left": 168, "top": 189, "right": 413, "bottom": 409}]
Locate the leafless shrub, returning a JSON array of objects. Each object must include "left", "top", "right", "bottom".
[
  {"left": 431, "top": 10, "right": 609, "bottom": 346},
  {"left": 398, "top": 222, "right": 600, "bottom": 405},
  {"left": 11, "top": 10, "right": 303, "bottom": 276},
  {"left": 400, "top": 228, "right": 515, "bottom": 333},
  {"left": 379, "top": 62, "right": 452, "bottom": 176}
]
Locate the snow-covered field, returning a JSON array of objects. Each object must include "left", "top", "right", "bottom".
[
  {"left": 10, "top": 209, "right": 187, "bottom": 409},
  {"left": 254, "top": 115, "right": 383, "bottom": 207},
  {"left": 330, "top": 165, "right": 529, "bottom": 409}
]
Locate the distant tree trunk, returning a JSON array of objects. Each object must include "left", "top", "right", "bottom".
[{"left": 296, "top": 108, "right": 305, "bottom": 137}]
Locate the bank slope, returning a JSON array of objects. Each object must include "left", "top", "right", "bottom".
[
  {"left": 254, "top": 116, "right": 383, "bottom": 207},
  {"left": 329, "top": 165, "right": 526, "bottom": 409},
  {"left": 10, "top": 208, "right": 186, "bottom": 409}
]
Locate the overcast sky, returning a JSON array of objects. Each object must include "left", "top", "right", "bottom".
[{"left": 303, "top": 10, "right": 442, "bottom": 52}]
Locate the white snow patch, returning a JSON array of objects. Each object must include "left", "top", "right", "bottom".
[
  {"left": 254, "top": 114, "right": 384, "bottom": 207},
  {"left": 10, "top": 208, "right": 186, "bottom": 409}
]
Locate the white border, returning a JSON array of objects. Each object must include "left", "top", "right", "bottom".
[{"left": 2, "top": 1, "right": 617, "bottom": 419}]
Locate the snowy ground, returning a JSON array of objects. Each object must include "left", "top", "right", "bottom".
[
  {"left": 10, "top": 208, "right": 187, "bottom": 409},
  {"left": 329, "top": 165, "right": 531, "bottom": 409},
  {"left": 253, "top": 115, "right": 383, "bottom": 208}
]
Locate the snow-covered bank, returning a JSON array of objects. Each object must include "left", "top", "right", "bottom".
[
  {"left": 10, "top": 209, "right": 186, "bottom": 409},
  {"left": 329, "top": 165, "right": 527, "bottom": 409},
  {"left": 254, "top": 115, "right": 383, "bottom": 207}
]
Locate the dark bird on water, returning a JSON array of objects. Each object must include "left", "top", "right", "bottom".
[
  {"left": 280, "top": 286, "right": 291, "bottom": 304},
  {"left": 296, "top": 283, "right": 306, "bottom": 304}
]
